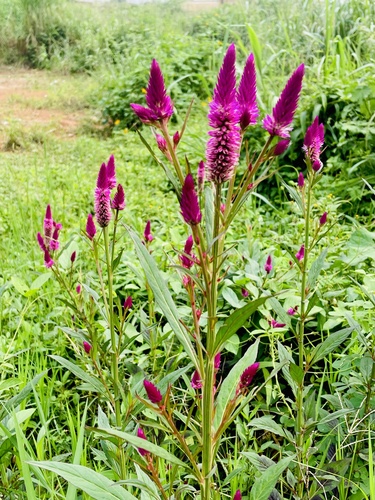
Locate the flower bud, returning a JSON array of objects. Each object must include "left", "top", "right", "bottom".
[
  {"left": 144, "top": 379, "right": 163, "bottom": 404},
  {"left": 83, "top": 341, "right": 92, "bottom": 354}
]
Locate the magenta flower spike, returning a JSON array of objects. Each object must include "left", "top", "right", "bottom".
[
  {"left": 303, "top": 116, "right": 325, "bottom": 172},
  {"left": 130, "top": 59, "right": 173, "bottom": 126},
  {"left": 206, "top": 44, "right": 241, "bottom": 184},
  {"left": 263, "top": 64, "right": 305, "bottom": 138},
  {"left": 180, "top": 234, "right": 195, "bottom": 269},
  {"left": 144, "top": 379, "right": 163, "bottom": 404},
  {"left": 214, "top": 352, "right": 221, "bottom": 371},
  {"left": 237, "top": 53, "right": 259, "bottom": 131},
  {"left": 43, "top": 204, "right": 53, "bottom": 239},
  {"left": 295, "top": 244, "right": 305, "bottom": 262},
  {"left": 320, "top": 211, "right": 328, "bottom": 225},
  {"left": 70, "top": 251, "right": 76, "bottom": 263},
  {"left": 37, "top": 232, "right": 46, "bottom": 252},
  {"left": 106, "top": 155, "right": 116, "bottom": 189},
  {"left": 264, "top": 254, "right": 273, "bottom": 274},
  {"left": 86, "top": 213, "right": 97, "bottom": 240},
  {"left": 270, "top": 319, "right": 286, "bottom": 328},
  {"left": 95, "top": 163, "right": 112, "bottom": 228},
  {"left": 197, "top": 160, "right": 205, "bottom": 192},
  {"left": 191, "top": 370, "right": 203, "bottom": 389},
  {"left": 238, "top": 362, "right": 260, "bottom": 391},
  {"left": 287, "top": 306, "right": 297, "bottom": 316},
  {"left": 180, "top": 174, "right": 202, "bottom": 225},
  {"left": 123, "top": 296, "right": 133, "bottom": 310},
  {"left": 298, "top": 172, "right": 305, "bottom": 188},
  {"left": 83, "top": 341, "right": 92, "bottom": 354},
  {"left": 233, "top": 491, "right": 242, "bottom": 500},
  {"left": 144, "top": 220, "right": 154, "bottom": 242},
  {"left": 44, "top": 249, "right": 54, "bottom": 268},
  {"left": 112, "top": 184, "right": 126, "bottom": 210},
  {"left": 50, "top": 227, "right": 60, "bottom": 251},
  {"left": 137, "top": 427, "right": 150, "bottom": 457},
  {"left": 274, "top": 139, "right": 290, "bottom": 156}
]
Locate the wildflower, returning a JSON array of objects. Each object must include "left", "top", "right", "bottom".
[
  {"left": 155, "top": 134, "right": 172, "bottom": 162},
  {"left": 180, "top": 174, "right": 202, "bottom": 225},
  {"left": 49, "top": 227, "right": 60, "bottom": 251},
  {"left": 111, "top": 184, "right": 125, "bottom": 211},
  {"left": 95, "top": 163, "right": 112, "bottom": 228},
  {"left": 123, "top": 296, "right": 133, "bottom": 310},
  {"left": 303, "top": 116, "right": 324, "bottom": 172},
  {"left": 76, "top": 284, "right": 81, "bottom": 294},
  {"left": 197, "top": 160, "right": 205, "bottom": 192},
  {"left": 274, "top": 139, "right": 290, "bottom": 156},
  {"left": 86, "top": 213, "right": 97, "bottom": 240},
  {"left": 214, "top": 352, "right": 221, "bottom": 371},
  {"left": 130, "top": 59, "right": 173, "bottom": 126},
  {"left": 144, "top": 379, "right": 163, "bottom": 404},
  {"left": 241, "top": 287, "right": 249, "bottom": 297},
  {"left": 137, "top": 427, "right": 150, "bottom": 457},
  {"left": 83, "top": 341, "right": 92, "bottom": 354},
  {"left": 238, "top": 362, "right": 259, "bottom": 392},
  {"left": 298, "top": 172, "right": 305, "bottom": 188},
  {"left": 37, "top": 232, "right": 46, "bottom": 252},
  {"left": 43, "top": 204, "right": 53, "bottom": 239},
  {"left": 206, "top": 44, "right": 241, "bottom": 183},
  {"left": 191, "top": 370, "right": 203, "bottom": 389},
  {"left": 237, "top": 53, "right": 259, "bottom": 130},
  {"left": 264, "top": 254, "right": 273, "bottom": 274},
  {"left": 180, "top": 235, "right": 195, "bottom": 269},
  {"left": 44, "top": 249, "right": 54, "bottom": 268},
  {"left": 106, "top": 155, "right": 116, "bottom": 189},
  {"left": 70, "top": 251, "right": 76, "bottom": 263},
  {"left": 173, "top": 131, "right": 180, "bottom": 147},
  {"left": 320, "top": 211, "right": 328, "bottom": 225},
  {"left": 287, "top": 306, "right": 298, "bottom": 316},
  {"left": 295, "top": 244, "right": 305, "bottom": 262},
  {"left": 270, "top": 319, "right": 286, "bottom": 328},
  {"left": 220, "top": 203, "right": 226, "bottom": 214},
  {"left": 233, "top": 491, "right": 242, "bottom": 500},
  {"left": 263, "top": 64, "right": 305, "bottom": 138},
  {"left": 144, "top": 220, "right": 154, "bottom": 242}
]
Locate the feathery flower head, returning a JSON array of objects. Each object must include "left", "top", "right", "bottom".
[
  {"left": 180, "top": 234, "right": 195, "bottom": 269},
  {"left": 144, "top": 379, "right": 163, "bottom": 404},
  {"left": 37, "top": 232, "right": 46, "bottom": 252},
  {"left": 303, "top": 116, "right": 324, "bottom": 171},
  {"left": 43, "top": 204, "right": 54, "bottom": 239},
  {"left": 214, "top": 352, "right": 221, "bottom": 371},
  {"left": 130, "top": 59, "right": 173, "bottom": 126},
  {"left": 137, "top": 427, "right": 150, "bottom": 457},
  {"left": 50, "top": 227, "right": 60, "bottom": 251},
  {"left": 144, "top": 220, "right": 154, "bottom": 242},
  {"left": 274, "top": 139, "right": 290, "bottom": 156},
  {"left": 180, "top": 174, "right": 202, "bottom": 225},
  {"left": 237, "top": 53, "right": 259, "bottom": 130},
  {"left": 320, "top": 211, "right": 328, "bottom": 226},
  {"left": 298, "top": 172, "right": 305, "bottom": 188},
  {"left": 264, "top": 254, "right": 273, "bottom": 274},
  {"left": 197, "top": 160, "right": 205, "bottom": 192},
  {"left": 86, "top": 213, "right": 97, "bottom": 240},
  {"left": 191, "top": 370, "right": 203, "bottom": 389},
  {"left": 83, "top": 341, "right": 92, "bottom": 354},
  {"left": 124, "top": 296, "right": 133, "bottom": 310},
  {"left": 112, "top": 184, "right": 125, "bottom": 210},
  {"left": 238, "top": 362, "right": 259, "bottom": 391},
  {"left": 263, "top": 64, "right": 305, "bottom": 138},
  {"left": 96, "top": 163, "right": 108, "bottom": 190},
  {"left": 95, "top": 163, "right": 111, "bottom": 228},
  {"left": 44, "top": 249, "right": 54, "bottom": 268},
  {"left": 206, "top": 44, "right": 241, "bottom": 183},
  {"left": 295, "top": 244, "right": 305, "bottom": 262},
  {"left": 233, "top": 491, "right": 242, "bottom": 500},
  {"left": 106, "top": 155, "right": 116, "bottom": 190}
]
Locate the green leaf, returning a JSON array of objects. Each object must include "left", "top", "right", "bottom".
[
  {"left": 268, "top": 297, "right": 293, "bottom": 331},
  {"left": 126, "top": 226, "right": 198, "bottom": 369},
  {"left": 93, "top": 427, "right": 186, "bottom": 467},
  {"left": 66, "top": 402, "right": 89, "bottom": 500},
  {"left": 249, "top": 456, "right": 294, "bottom": 500},
  {"left": 281, "top": 180, "right": 303, "bottom": 212},
  {"left": 11, "top": 276, "right": 29, "bottom": 296},
  {"left": 277, "top": 342, "right": 297, "bottom": 396},
  {"left": 289, "top": 363, "right": 304, "bottom": 386},
  {"left": 28, "top": 461, "right": 135, "bottom": 500},
  {"left": 29, "top": 272, "right": 51, "bottom": 291},
  {"left": 0, "top": 372, "right": 46, "bottom": 421},
  {"left": 50, "top": 355, "right": 107, "bottom": 395},
  {"left": 214, "top": 339, "right": 259, "bottom": 430},
  {"left": 311, "top": 327, "right": 354, "bottom": 364},
  {"left": 307, "top": 248, "right": 328, "bottom": 290},
  {"left": 224, "top": 334, "right": 240, "bottom": 355},
  {"left": 214, "top": 297, "right": 268, "bottom": 352},
  {"left": 222, "top": 287, "right": 245, "bottom": 309},
  {"left": 248, "top": 416, "right": 286, "bottom": 438},
  {"left": 246, "top": 25, "right": 263, "bottom": 76}
]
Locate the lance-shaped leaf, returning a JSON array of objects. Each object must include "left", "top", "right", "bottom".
[
  {"left": 249, "top": 456, "right": 294, "bottom": 500},
  {"left": 310, "top": 327, "right": 354, "bottom": 365},
  {"left": 50, "top": 355, "right": 107, "bottom": 395},
  {"left": 126, "top": 226, "right": 199, "bottom": 370}
]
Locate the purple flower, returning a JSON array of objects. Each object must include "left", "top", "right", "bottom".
[
  {"left": 298, "top": 172, "right": 305, "bottom": 188},
  {"left": 155, "top": 134, "right": 172, "bottom": 161},
  {"left": 295, "top": 244, "right": 305, "bottom": 262},
  {"left": 112, "top": 184, "right": 125, "bottom": 210},
  {"left": 206, "top": 44, "right": 241, "bottom": 183},
  {"left": 124, "top": 296, "right": 133, "bottom": 310},
  {"left": 197, "top": 160, "right": 205, "bottom": 192},
  {"left": 303, "top": 116, "right": 324, "bottom": 171},
  {"left": 37, "top": 232, "right": 46, "bottom": 252},
  {"left": 263, "top": 64, "right": 305, "bottom": 138},
  {"left": 233, "top": 491, "right": 242, "bottom": 500},
  {"left": 83, "top": 341, "right": 92, "bottom": 354},
  {"left": 191, "top": 370, "right": 203, "bottom": 389},
  {"left": 274, "top": 139, "right": 290, "bottom": 156},
  {"left": 106, "top": 155, "right": 116, "bottom": 190},
  {"left": 180, "top": 235, "right": 195, "bottom": 269},
  {"left": 43, "top": 204, "right": 53, "bottom": 239},
  {"left": 320, "top": 211, "right": 328, "bottom": 226},
  {"left": 270, "top": 319, "right": 286, "bottom": 328},
  {"left": 86, "top": 214, "right": 97, "bottom": 240},
  {"left": 130, "top": 59, "right": 173, "bottom": 126},
  {"left": 95, "top": 163, "right": 112, "bottom": 228},
  {"left": 238, "top": 362, "right": 259, "bottom": 391},
  {"left": 76, "top": 284, "right": 81, "bottom": 294},
  {"left": 173, "top": 131, "right": 180, "bottom": 147},
  {"left": 214, "top": 352, "right": 221, "bottom": 371},
  {"left": 70, "top": 251, "right": 76, "bottom": 263},
  {"left": 264, "top": 254, "right": 273, "bottom": 274},
  {"left": 287, "top": 306, "right": 297, "bottom": 316},
  {"left": 50, "top": 227, "right": 60, "bottom": 251},
  {"left": 44, "top": 249, "right": 54, "bottom": 268},
  {"left": 144, "top": 220, "right": 154, "bottom": 242},
  {"left": 144, "top": 379, "right": 163, "bottom": 404},
  {"left": 180, "top": 174, "right": 202, "bottom": 225},
  {"left": 241, "top": 287, "right": 249, "bottom": 298},
  {"left": 137, "top": 427, "right": 149, "bottom": 457},
  {"left": 237, "top": 53, "right": 259, "bottom": 130}
]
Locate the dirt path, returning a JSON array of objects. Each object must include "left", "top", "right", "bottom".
[{"left": 0, "top": 66, "right": 92, "bottom": 148}]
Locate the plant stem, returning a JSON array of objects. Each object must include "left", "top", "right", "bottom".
[{"left": 160, "top": 122, "right": 184, "bottom": 185}]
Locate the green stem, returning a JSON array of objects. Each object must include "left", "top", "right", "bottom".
[{"left": 160, "top": 122, "right": 184, "bottom": 186}]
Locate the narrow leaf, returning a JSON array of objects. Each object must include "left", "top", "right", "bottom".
[
  {"left": 248, "top": 416, "right": 286, "bottom": 438},
  {"left": 249, "top": 456, "right": 294, "bottom": 500},
  {"left": 307, "top": 248, "right": 328, "bottom": 290},
  {"left": 50, "top": 355, "right": 107, "bottom": 395},
  {"left": 311, "top": 327, "right": 354, "bottom": 364}
]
